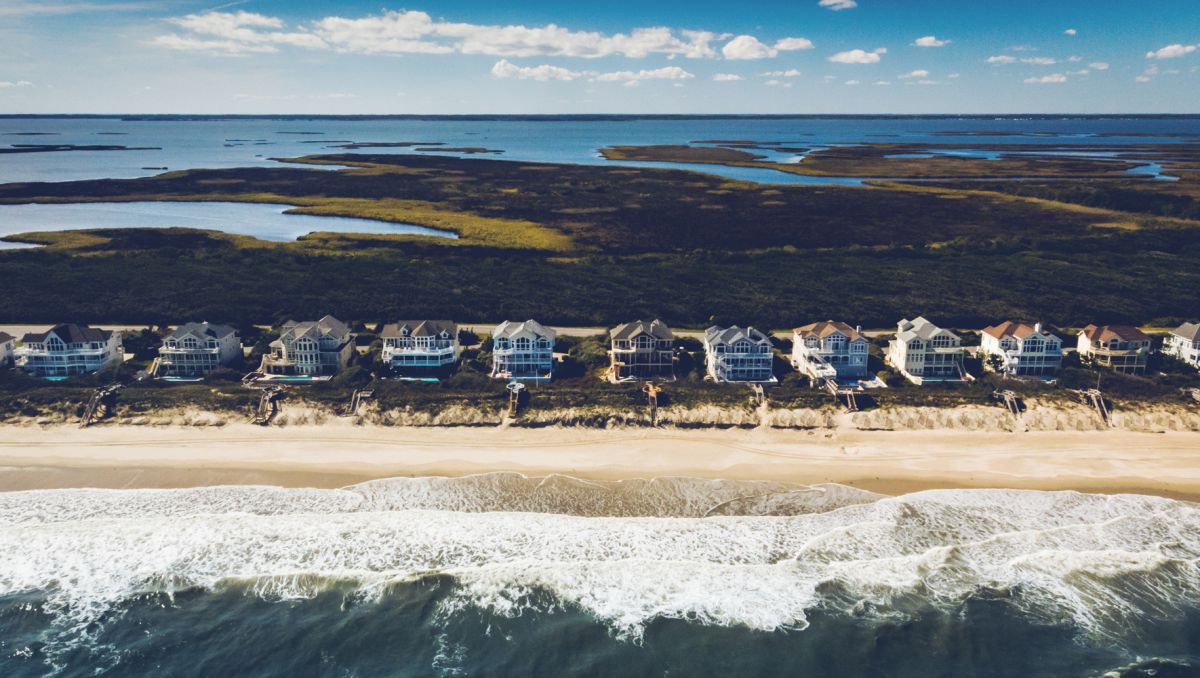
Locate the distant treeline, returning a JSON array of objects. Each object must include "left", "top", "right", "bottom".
[{"left": 1, "top": 227, "right": 1196, "bottom": 329}]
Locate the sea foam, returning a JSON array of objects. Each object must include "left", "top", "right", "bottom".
[{"left": 0, "top": 477, "right": 1196, "bottom": 645}]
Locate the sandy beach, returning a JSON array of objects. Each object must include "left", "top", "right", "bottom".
[{"left": 0, "top": 422, "right": 1198, "bottom": 500}]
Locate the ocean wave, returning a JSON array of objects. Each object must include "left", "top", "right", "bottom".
[
  {"left": 0, "top": 473, "right": 884, "bottom": 525},
  {"left": 0, "top": 484, "right": 1196, "bottom": 646}
]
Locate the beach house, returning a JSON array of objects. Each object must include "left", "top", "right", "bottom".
[
  {"left": 609, "top": 319, "right": 675, "bottom": 380},
  {"left": 261, "top": 315, "right": 355, "bottom": 377},
  {"left": 791, "top": 320, "right": 870, "bottom": 382},
  {"left": 886, "top": 317, "right": 969, "bottom": 384},
  {"left": 1164, "top": 322, "right": 1200, "bottom": 370},
  {"left": 381, "top": 320, "right": 460, "bottom": 377},
  {"left": 15, "top": 324, "right": 123, "bottom": 377},
  {"left": 491, "top": 320, "right": 556, "bottom": 380},
  {"left": 0, "top": 332, "right": 14, "bottom": 367},
  {"left": 1076, "top": 325, "right": 1153, "bottom": 375},
  {"left": 703, "top": 325, "right": 775, "bottom": 383},
  {"left": 157, "top": 322, "right": 241, "bottom": 378},
  {"left": 979, "top": 321, "right": 1063, "bottom": 377}
]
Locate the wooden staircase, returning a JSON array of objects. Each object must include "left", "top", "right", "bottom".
[
  {"left": 251, "top": 387, "right": 284, "bottom": 425},
  {"left": 642, "top": 383, "right": 662, "bottom": 426},
  {"left": 343, "top": 388, "right": 374, "bottom": 417},
  {"left": 824, "top": 378, "right": 860, "bottom": 412},
  {"left": 79, "top": 383, "right": 123, "bottom": 428}
]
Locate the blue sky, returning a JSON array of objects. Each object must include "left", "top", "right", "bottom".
[{"left": 0, "top": 0, "right": 1197, "bottom": 113}]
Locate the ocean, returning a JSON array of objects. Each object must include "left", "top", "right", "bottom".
[{"left": 0, "top": 475, "right": 1197, "bottom": 677}]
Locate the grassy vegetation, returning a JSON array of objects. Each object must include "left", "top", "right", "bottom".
[{"left": 600, "top": 143, "right": 1159, "bottom": 179}]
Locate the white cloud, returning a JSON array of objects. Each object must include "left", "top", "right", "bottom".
[
  {"left": 1024, "top": 73, "right": 1067, "bottom": 84},
  {"left": 1136, "top": 64, "right": 1160, "bottom": 82},
  {"left": 947, "top": 72, "right": 960, "bottom": 79},
  {"left": 0, "top": 80, "right": 33, "bottom": 88},
  {"left": 765, "top": 79, "right": 792, "bottom": 88},
  {"left": 874, "top": 80, "right": 891, "bottom": 85},
  {"left": 898, "top": 69, "right": 929, "bottom": 79},
  {"left": 775, "top": 37, "right": 815, "bottom": 51},
  {"left": 154, "top": 9, "right": 724, "bottom": 59},
  {"left": 1067, "top": 55, "right": 1082, "bottom": 62},
  {"left": 845, "top": 79, "right": 860, "bottom": 85},
  {"left": 819, "top": 0, "right": 857, "bottom": 10},
  {"left": 1021, "top": 57, "right": 1057, "bottom": 65},
  {"left": 593, "top": 66, "right": 695, "bottom": 84},
  {"left": 913, "top": 36, "right": 949, "bottom": 48},
  {"left": 1064, "top": 28, "right": 1077, "bottom": 36},
  {"left": 721, "top": 35, "right": 773, "bottom": 59},
  {"left": 0, "top": 1, "right": 160, "bottom": 17},
  {"left": 712, "top": 73, "right": 743, "bottom": 81},
  {"left": 828, "top": 47, "right": 886, "bottom": 64},
  {"left": 760, "top": 69, "right": 802, "bottom": 77},
  {"left": 986, "top": 55, "right": 1016, "bottom": 64},
  {"left": 1146, "top": 44, "right": 1198, "bottom": 59},
  {"left": 721, "top": 35, "right": 812, "bottom": 59},
  {"left": 491, "top": 59, "right": 581, "bottom": 81},
  {"left": 1089, "top": 62, "right": 1109, "bottom": 70},
  {"left": 1135, "top": 75, "right": 1153, "bottom": 82},
  {"left": 490, "top": 60, "right": 693, "bottom": 84}
]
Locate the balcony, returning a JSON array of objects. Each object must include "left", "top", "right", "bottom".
[{"left": 161, "top": 347, "right": 221, "bottom": 356}]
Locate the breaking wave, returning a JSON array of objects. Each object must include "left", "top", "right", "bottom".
[{"left": 0, "top": 474, "right": 1197, "bottom": 671}]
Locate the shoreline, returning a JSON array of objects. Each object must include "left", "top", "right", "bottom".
[{"left": 1, "top": 423, "right": 1199, "bottom": 501}]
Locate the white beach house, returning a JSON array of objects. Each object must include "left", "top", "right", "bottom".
[
  {"left": 609, "top": 319, "right": 675, "bottom": 381},
  {"left": 16, "top": 324, "right": 124, "bottom": 377},
  {"left": 157, "top": 322, "right": 242, "bottom": 378},
  {"left": 1076, "top": 324, "right": 1152, "bottom": 375},
  {"left": 886, "top": 317, "right": 969, "bottom": 384},
  {"left": 381, "top": 320, "right": 460, "bottom": 377},
  {"left": 491, "top": 319, "right": 556, "bottom": 380},
  {"left": 703, "top": 325, "right": 775, "bottom": 383},
  {"left": 791, "top": 320, "right": 869, "bottom": 382},
  {"left": 1164, "top": 322, "right": 1200, "bottom": 370},
  {"left": 979, "top": 321, "right": 1063, "bottom": 377},
  {"left": 0, "top": 332, "right": 14, "bottom": 367},
  {"left": 261, "top": 315, "right": 356, "bottom": 377}
]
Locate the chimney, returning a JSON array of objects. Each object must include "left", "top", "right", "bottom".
[
  {"left": 855, "top": 325, "right": 862, "bottom": 334},
  {"left": 1034, "top": 322, "right": 1043, "bottom": 333}
]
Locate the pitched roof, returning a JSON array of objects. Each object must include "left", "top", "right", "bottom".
[
  {"left": 1172, "top": 322, "right": 1200, "bottom": 342},
  {"left": 0, "top": 332, "right": 13, "bottom": 344},
  {"left": 610, "top": 319, "right": 674, "bottom": 342},
  {"left": 279, "top": 315, "right": 351, "bottom": 342},
  {"left": 494, "top": 319, "right": 556, "bottom": 340},
  {"left": 1079, "top": 324, "right": 1151, "bottom": 343},
  {"left": 704, "top": 325, "right": 770, "bottom": 345},
  {"left": 21, "top": 323, "right": 113, "bottom": 344},
  {"left": 896, "top": 316, "right": 958, "bottom": 343},
  {"left": 793, "top": 320, "right": 865, "bottom": 341},
  {"left": 381, "top": 320, "right": 457, "bottom": 339},
  {"left": 982, "top": 321, "right": 1056, "bottom": 341},
  {"left": 165, "top": 322, "right": 237, "bottom": 341}
]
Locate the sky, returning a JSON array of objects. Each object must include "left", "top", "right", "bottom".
[{"left": 0, "top": 0, "right": 1198, "bottom": 114}]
